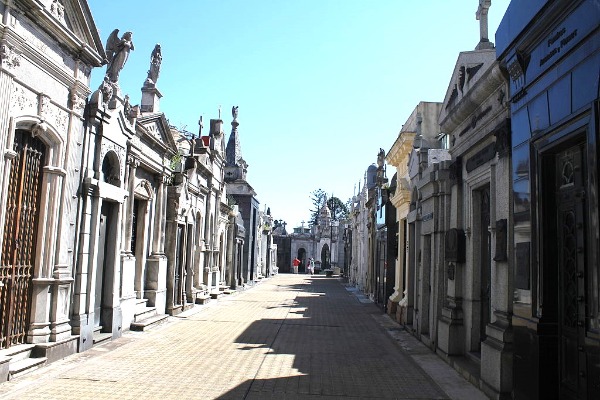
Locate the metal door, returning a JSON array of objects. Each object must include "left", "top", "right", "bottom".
[
  {"left": 0, "top": 130, "right": 46, "bottom": 349},
  {"left": 480, "top": 186, "right": 491, "bottom": 344},
  {"left": 94, "top": 213, "right": 107, "bottom": 327},
  {"left": 555, "top": 143, "right": 588, "bottom": 399},
  {"left": 174, "top": 225, "right": 184, "bottom": 307}
]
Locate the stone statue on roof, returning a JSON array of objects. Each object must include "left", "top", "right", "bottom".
[
  {"left": 105, "top": 29, "right": 134, "bottom": 83},
  {"left": 145, "top": 44, "right": 162, "bottom": 86}
]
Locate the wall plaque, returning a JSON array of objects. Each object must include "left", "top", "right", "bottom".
[
  {"left": 445, "top": 228, "right": 465, "bottom": 263},
  {"left": 494, "top": 219, "right": 508, "bottom": 261},
  {"left": 466, "top": 143, "right": 496, "bottom": 173},
  {"left": 447, "top": 263, "right": 455, "bottom": 281},
  {"left": 422, "top": 212, "right": 434, "bottom": 222}
]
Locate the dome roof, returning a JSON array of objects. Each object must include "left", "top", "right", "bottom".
[{"left": 366, "top": 163, "right": 378, "bottom": 189}]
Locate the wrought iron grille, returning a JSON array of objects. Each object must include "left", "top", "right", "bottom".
[{"left": 0, "top": 130, "right": 45, "bottom": 349}]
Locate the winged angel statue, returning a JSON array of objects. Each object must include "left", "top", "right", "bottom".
[{"left": 105, "top": 29, "right": 134, "bottom": 83}]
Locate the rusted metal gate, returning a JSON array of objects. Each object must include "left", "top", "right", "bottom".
[{"left": 0, "top": 130, "right": 45, "bottom": 349}]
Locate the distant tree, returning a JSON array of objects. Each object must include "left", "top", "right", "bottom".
[
  {"left": 308, "top": 188, "right": 349, "bottom": 225},
  {"left": 309, "top": 189, "right": 327, "bottom": 226},
  {"left": 327, "top": 197, "right": 349, "bottom": 222}
]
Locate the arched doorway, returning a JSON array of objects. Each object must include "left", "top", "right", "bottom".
[
  {"left": 0, "top": 130, "right": 46, "bottom": 348},
  {"left": 94, "top": 153, "right": 120, "bottom": 332},
  {"left": 321, "top": 244, "right": 330, "bottom": 270},
  {"left": 297, "top": 248, "right": 306, "bottom": 273}
]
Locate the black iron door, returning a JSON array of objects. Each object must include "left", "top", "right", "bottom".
[
  {"left": 0, "top": 130, "right": 45, "bottom": 349},
  {"left": 94, "top": 212, "right": 107, "bottom": 328},
  {"left": 480, "top": 186, "right": 491, "bottom": 344},
  {"left": 131, "top": 199, "right": 139, "bottom": 253},
  {"left": 555, "top": 143, "right": 588, "bottom": 399},
  {"left": 174, "top": 225, "right": 184, "bottom": 307}
]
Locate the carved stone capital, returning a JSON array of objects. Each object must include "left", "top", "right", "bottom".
[
  {"left": 0, "top": 41, "right": 21, "bottom": 70},
  {"left": 127, "top": 154, "right": 140, "bottom": 168},
  {"left": 38, "top": 93, "right": 51, "bottom": 118},
  {"left": 70, "top": 88, "right": 86, "bottom": 111}
]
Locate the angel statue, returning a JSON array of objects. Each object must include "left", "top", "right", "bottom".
[
  {"left": 232, "top": 105, "right": 239, "bottom": 120},
  {"left": 105, "top": 29, "right": 134, "bottom": 83},
  {"left": 146, "top": 43, "right": 162, "bottom": 86}
]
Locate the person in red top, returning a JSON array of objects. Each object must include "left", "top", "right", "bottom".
[{"left": 292, "top": 257, "right": 300, "bottom": 274}]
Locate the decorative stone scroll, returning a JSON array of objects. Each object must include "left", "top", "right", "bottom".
[{"left": 50, "top": 0, "right": 66, "bottom": 23}]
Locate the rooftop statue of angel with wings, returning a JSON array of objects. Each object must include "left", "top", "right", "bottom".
[{"left": 105, "top": 29, "right": 134, "bottom": 83}]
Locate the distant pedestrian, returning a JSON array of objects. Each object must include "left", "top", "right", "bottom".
[
  {"left": 308, "top": 258, "right": 315, "bottom": 275},
  {"left": 292, "top": 257, "right": 300, "bottom": 274}
]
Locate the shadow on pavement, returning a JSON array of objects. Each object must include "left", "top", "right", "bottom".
[{"left": 215, "top": 275, "right": 447, "bottom": 400}]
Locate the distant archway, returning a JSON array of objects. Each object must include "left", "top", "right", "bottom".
[
  {"left": 297, "top": 248, "right": 306, "bottom": 273},
  {"left": 321, "top": 244, "right": 330, "bottom": 270}
]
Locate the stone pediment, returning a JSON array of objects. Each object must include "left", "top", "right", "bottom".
[
  {"left": 29, "top": 0, "right": 105, "bottom": 66},
  {"left": 137, "top": 113, "right": 177, "bottom": 153},
  {"left": 438, "top": 49, "right": 496, "bottom": 130}
]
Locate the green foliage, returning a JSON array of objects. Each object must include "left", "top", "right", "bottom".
[
  {"left": 169, "top": 152, "right": 183, "bottom": 170},
  {"left": 309, "top": 189, "right": 326, "bottom": 225},
  {"left": 327, "top": 196, "right": 349, "bottom": 221},
  {"left": 309, "top": 188, "right": 349, "bottom": 225}
]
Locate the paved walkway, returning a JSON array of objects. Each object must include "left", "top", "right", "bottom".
[{"left": 0, "top": 274, "right": 487, "bottom": 399}]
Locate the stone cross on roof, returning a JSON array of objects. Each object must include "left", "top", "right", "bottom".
[{"left": 476, "top": 0, "right": 491, "bottom": 44}]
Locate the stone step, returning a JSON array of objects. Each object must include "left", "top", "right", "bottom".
[
  {"left": 134, "top": 298, "right": 148, "bottom": 311},
  {"left": 223, "top": 289, "right": 236, "bottom": 295},
  {"left": 130, "top": 314, "right": 168, "bottom": 332},
  {"left": 134, "top": 306, "right": 157, "bottom": 322},
  {"left": 0, "top": 344, "right": 35, "bottom": 363},
  {"left": 195, "top": 293, "right": 210, "bottom": 305},
  {"left": 8, "top": 356, "right": 47, "bottom": 380},
  {"left": 92, "top": 331, "right": 112, "bottom": 346},
  {"left": 209, "top": 292, "right": 222, "bottom": 300}
]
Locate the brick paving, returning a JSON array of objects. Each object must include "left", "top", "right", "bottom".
[{"left": 0, "top": 274, "right": 486, "bottom": 399}]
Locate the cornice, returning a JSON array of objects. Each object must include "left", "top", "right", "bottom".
[
  {"left": 22, "top": 0, "right": 103, "bottom": 65},
  {"left": 390, "top": 188, "right": 410, "bottom": 208},
  {"left": 440, "top": 62, "right": 506, "bottom": 134},
  {"left": 387, "top": 132, "right": 415, "bottom": 167}
]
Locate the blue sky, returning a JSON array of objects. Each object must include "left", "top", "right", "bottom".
[{"left": 88, "top": 0, "right": 510, "bottom": 229}]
